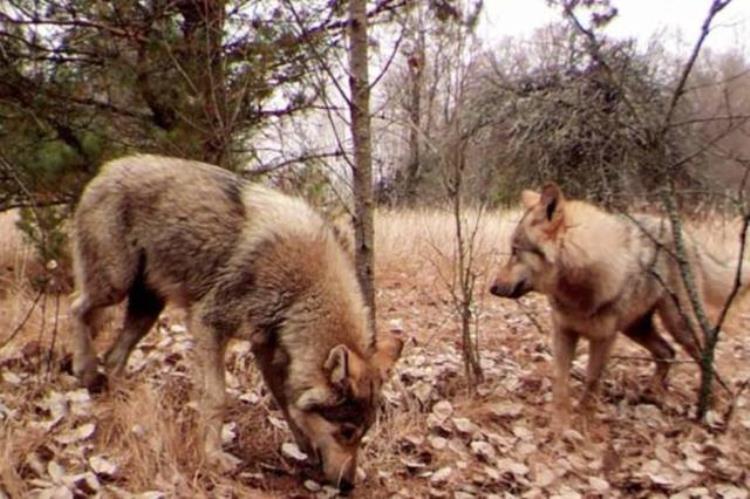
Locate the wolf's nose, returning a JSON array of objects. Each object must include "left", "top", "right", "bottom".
[
  {"left": 339, "top": 479, "right": 354, "bottom": 495},
  {"left": 490, "top": 284, "right": 502, "bottom": 296}
]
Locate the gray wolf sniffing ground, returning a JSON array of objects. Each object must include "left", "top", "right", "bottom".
[
  {"left": 490, "top": 184, "right": 749, "bottom": 425},
  {"left": 70, "top": 154, "right": 403, "bottom": 491}
]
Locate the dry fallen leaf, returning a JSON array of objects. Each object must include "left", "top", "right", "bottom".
[
  {"left": 432, "top": 400, "right": 453, "bottom": 420},
  {"left": 497, "top": 458, "right": 529, "bottom": 477},
  {"left": 588, "top": 476, "right": 610, "bottom": 493},
  {"left": 281, "top": 442, "right": 308, "bottom": 462},
  {"left": 55, "top": 422, "right": 96, "bottom": 445},
  {"left": 469, "top": 441, "right": 496, "bottom": 462},
  {"left": 89, "top": 455, "right": 118, "bottom": 477},
  {"left": 304, "top": 479, "right": 321, "bottom": 492},
  {"left": 430, "top": 466, "right": 453, "bottom": 486},
  {"left": 2, "top": 371, "right": 23, "bottom": 385},
  {"left": 221, "top": 422, "right": 237, "bottom": 445},
  {"left": 36, "top": 485, "right": 73, "bottom": 499},
  {"left": 428, "top": 435, "right": 448, "bottom": 450},
  {"left": 715, "top": 484, "right": 749, "bottom": 499},
  {"left": 489, "top": 401, "right": 523, "bottom": 419},
  {"left": 452, "top": 417, "right": 475, "bottom": 435}
]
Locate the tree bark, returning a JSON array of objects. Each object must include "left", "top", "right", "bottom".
[
  {"left": 403, "top": 25, "right": 425, "bottom": 204},
  {"left": 348, "top": 0, "right": 376, "bottom": 328}
]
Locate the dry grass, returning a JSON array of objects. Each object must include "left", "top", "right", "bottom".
[
  {"left": 1, "top": 207, "right": 749, "bottom": 497},
  {"left": 0, "top": 210, "right": 32, "bottom": 299},
  {"left": 374, "top": 207, "right": 520, "bottom": 276}
]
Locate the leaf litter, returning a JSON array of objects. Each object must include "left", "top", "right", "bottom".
[{"left": 0, "top": 284, "right": 748, "bottom": 497}]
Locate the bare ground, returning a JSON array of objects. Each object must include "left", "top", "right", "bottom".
[{"left": 0, "top": 209, "right": 748, "bottom": 498}]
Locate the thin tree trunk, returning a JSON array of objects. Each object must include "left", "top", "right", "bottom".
[
  {"left": 404, "top": 27, "right": 425, "bottom": 204},
  {"left": 348, "top": 0, "right": 376, "bottom": 328},
  {"left": 449, "top": 134, "right": 483, "bottom": 389}
]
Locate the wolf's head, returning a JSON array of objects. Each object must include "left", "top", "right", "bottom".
[
  {"left": 288, "top": 334, "right": 402, "bottom": 492},
  {"left": 490, "top": 183, "right": 567, "bottom": 299},
  {"left": 255, "top": 326, "right": 402, "bottom": 493},
  {"left": 246, "top": 218, "right": 403, "bottom": 492}
]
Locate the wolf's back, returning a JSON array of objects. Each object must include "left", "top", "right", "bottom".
[
  {"left": 73, "top": 155, "right": 271, "bottom": 302},
  {"left": 696, "top": 244, "right": 750, "bottom": 309}
]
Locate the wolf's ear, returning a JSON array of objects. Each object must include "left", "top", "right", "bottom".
[
  {"left": 372, "top": 331, "right": 404, "bottom": 381},
  {"left": 521, "top": 190, "right": 541, "bottom": 209},
  {"left": 325, "top": 344, "right": 351, "bottom": 388},
  {"left": 540, "top": 183, "right": 564, "bottom": 221}
]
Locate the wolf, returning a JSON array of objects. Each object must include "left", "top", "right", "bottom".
[
  {"left": 70, "top": 154, "right": 403, "bottom": 492},
  {"left": 490, "top": 184, "right": 748, "bottom": 424}
]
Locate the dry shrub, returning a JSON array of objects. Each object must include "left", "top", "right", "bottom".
[{"left": 0, "top": 210, "right": 71, "bottom": 296}]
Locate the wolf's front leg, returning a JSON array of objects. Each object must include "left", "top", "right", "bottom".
[
  {"left": 579, "top": 334, "right": 617, "bottom": 413},
  {"left": 192, "top": 321, "right": 239, "bottom": 471},
  {"left": 552, "top": 326, "right": 579, "bottom": 431}
]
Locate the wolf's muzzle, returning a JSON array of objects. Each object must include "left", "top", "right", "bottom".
[{"left": 490, "top": 280, "right": 530, "bottom": 299}]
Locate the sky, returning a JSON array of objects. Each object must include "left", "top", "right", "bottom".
[{"left": 478, "top": 0, "right": 749, "bottom": 56}]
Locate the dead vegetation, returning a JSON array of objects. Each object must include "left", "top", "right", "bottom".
[{"left": 1, "top": 209, "right": 749, "bottom": 498}]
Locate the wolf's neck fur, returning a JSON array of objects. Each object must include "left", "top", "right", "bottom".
[{"left": 552, "top": 202, "right": 632, "bottom": 315}]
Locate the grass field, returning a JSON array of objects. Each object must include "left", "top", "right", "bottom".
[{"left": 0, "top": 208, "right": 749, "bottom": 498}]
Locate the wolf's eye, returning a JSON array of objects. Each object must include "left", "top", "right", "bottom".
[{"left": 338, "top": 423, "right": 359, "bottom": 443}]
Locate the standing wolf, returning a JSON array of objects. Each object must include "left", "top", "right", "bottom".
[
  {"left": 70, "top": 155, "right": 403, "bottom": 491},
  {"left": 490, "top": 184, "right": 748, "bottom": 425}
]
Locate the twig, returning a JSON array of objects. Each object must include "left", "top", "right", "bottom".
[
  {"left": 610, "top": 355, "right": 695, "bottom": 365},
  {"left": 719, "top": 378, "right": 750, "bottom": 432},
  {"left": 660, "top": 0, "right": 733, "bottom": 137},
  {"left": 46, "top": 291, "right": 62, "bottom": 378},
  {"left": 712, "top": 212, "right": 749, "bottom": 335},
  {"left": 515, "top": 299, "right": 550, "bottom": 338},
  {"left": 35, "top": 291, "right": 48, "bottom": 383}
]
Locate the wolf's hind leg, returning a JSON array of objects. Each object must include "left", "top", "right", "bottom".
[
  {"left": 104, "top": 278, "right": 165, "bottom": 376},
  {"left": 623, "top": 312, "right": 676, "bottom": 392},
  {"left": 657, "top": 298, "right": 733, "bottom": 396},
  {"left": 657, "top": 298, "right": 703, "bottom": 363}
]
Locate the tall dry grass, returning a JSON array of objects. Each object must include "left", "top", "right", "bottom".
[{"left": 374, "top": 207, "right": 520, "bottom": 277}]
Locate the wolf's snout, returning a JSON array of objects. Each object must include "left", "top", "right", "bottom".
[
  {"left": 321, "top": 449, "right": 357, "bottom": 491},
  {"left": 490, "top": 279, "right": 529, "bottom": 299},
  {"left": 490, "top": 281, "right": 514, "bottom": 297}
]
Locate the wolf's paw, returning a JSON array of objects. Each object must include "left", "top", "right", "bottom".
[
  {"left": 77, "top": 367, "right": 109, "bottom": 394},
  {"left": 207, "top": 449, "right": 242, "bottom": 473},
  {"left": 550, "top": 409, "right": 571, "bottom": 436}
]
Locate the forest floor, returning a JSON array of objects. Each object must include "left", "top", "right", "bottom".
[{"left": 0, "top": 209, "right": 749, "bottom": 498}]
